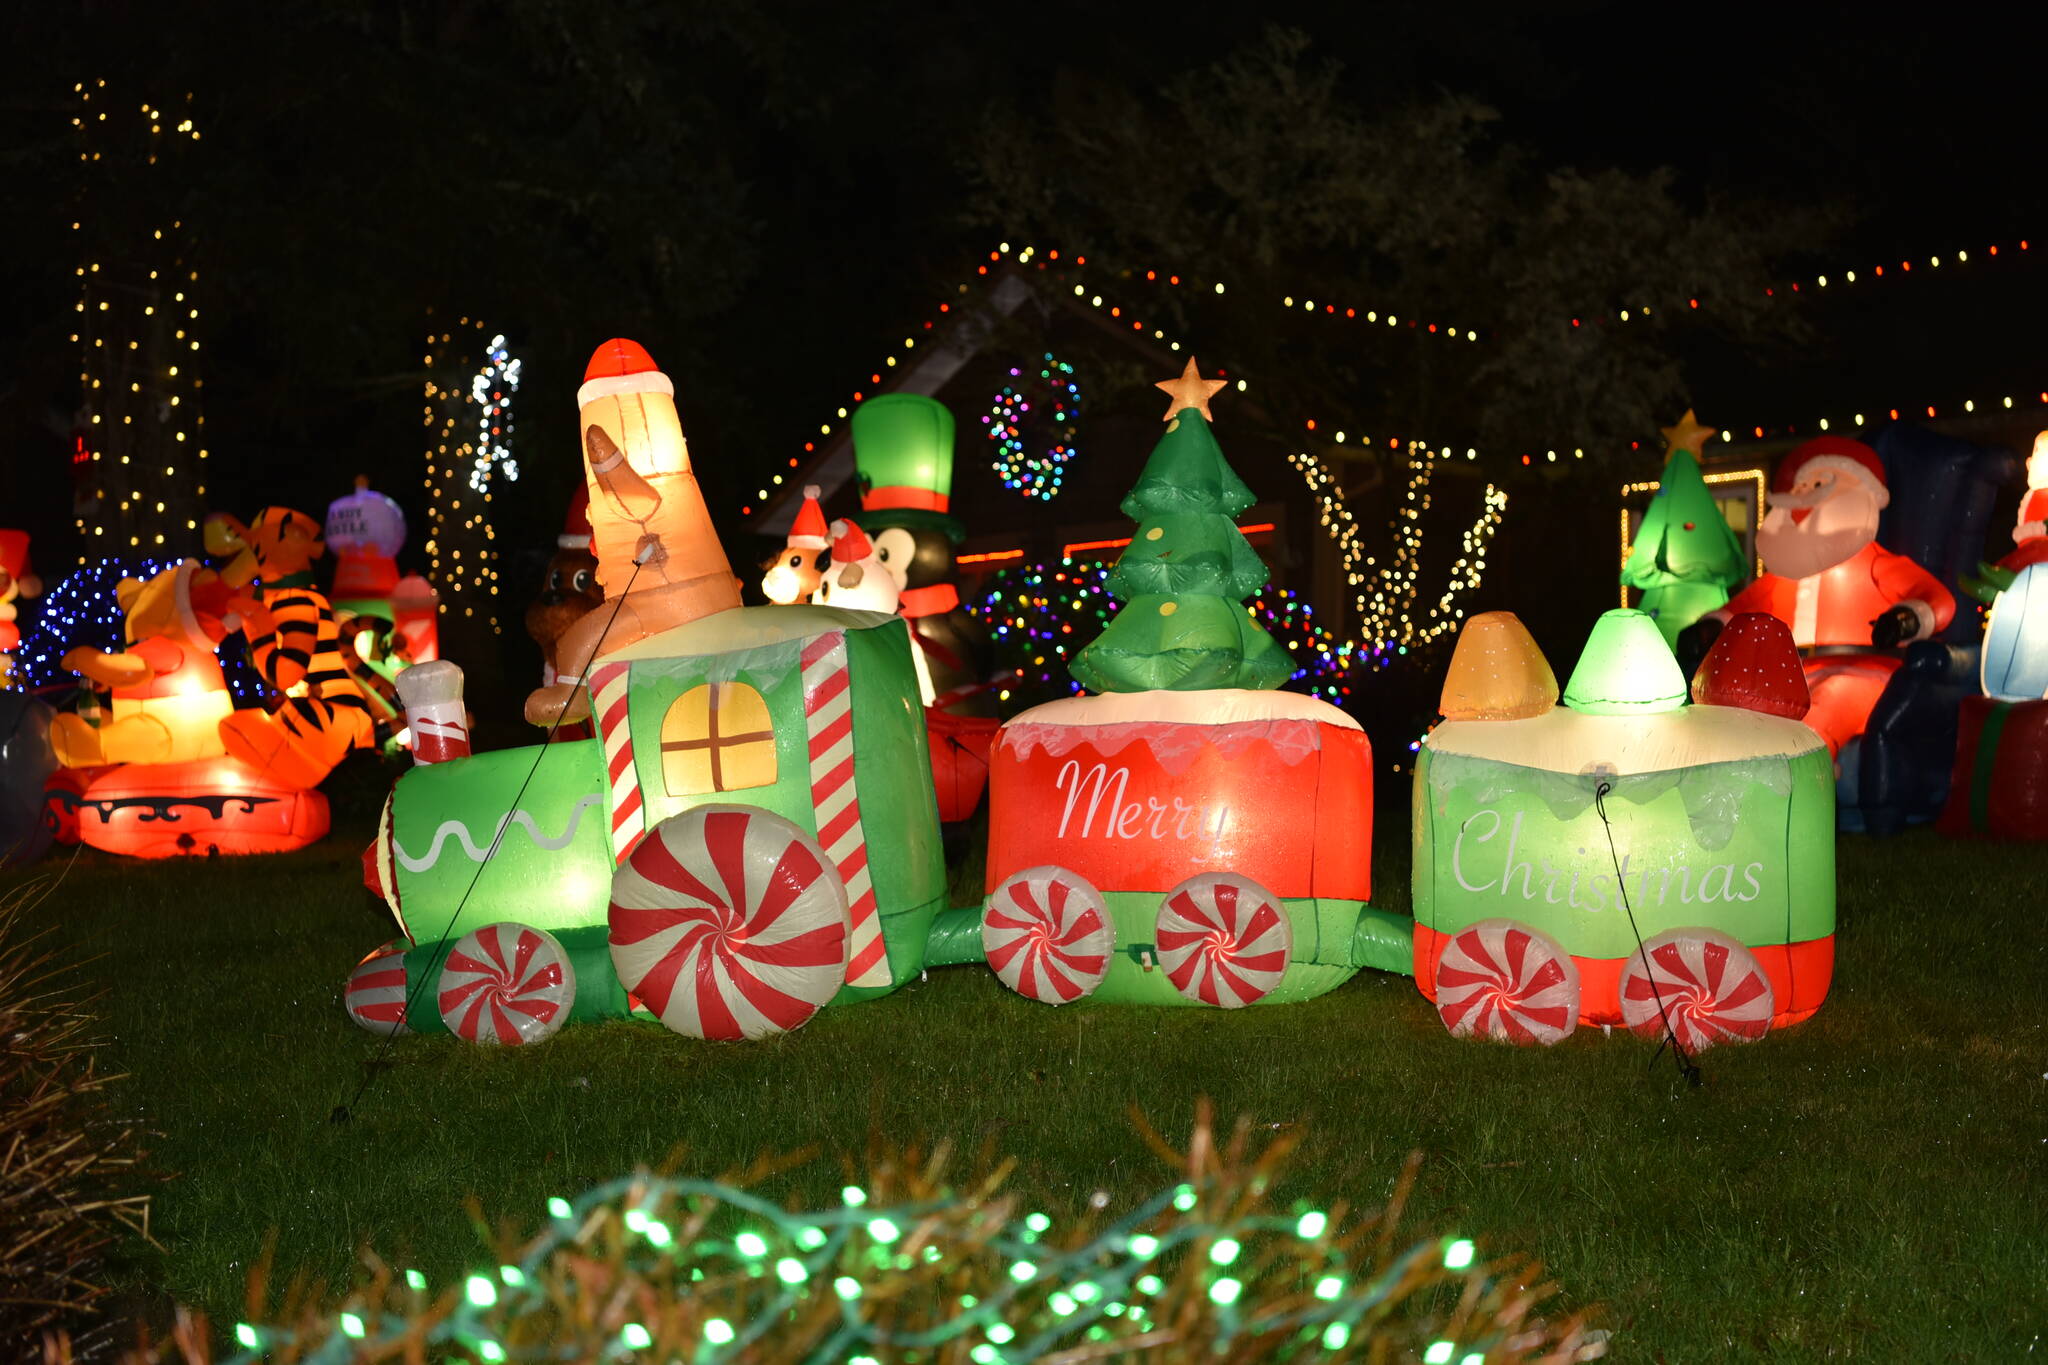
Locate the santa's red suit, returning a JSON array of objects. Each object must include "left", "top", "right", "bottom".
[{"left": 1715, "top": 437, "right": 1954, "bottom": 758}]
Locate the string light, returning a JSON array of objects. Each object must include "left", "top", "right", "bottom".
[
  {"left": 1291, "top": 445, "right": 1506, "bottom": 653},
  {"left": 985, "top": 353, "right": 1080, "bottom": 500},
  {"left": 967, "top": 558, "right": 1366, "bottom": 706},
  {"left": 422, "top": 321, "right": 518, "bottom": 633},
  {"left": 71, "top": 81, "right": 206, "bottom": 562}
]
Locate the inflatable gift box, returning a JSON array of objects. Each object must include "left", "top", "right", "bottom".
[
  {"left": 1413, "top": 610, "right": 1836, "bottom": 1048},
  {"left": 1937, "top": 696, "right": 2048, "bottom": 840}
]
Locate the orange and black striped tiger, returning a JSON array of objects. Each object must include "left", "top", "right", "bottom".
[{"left": 208, "top": 507, "right": 374, "bottom": 788}]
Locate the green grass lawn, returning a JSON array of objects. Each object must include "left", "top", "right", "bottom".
[{"left": 12, "top": 803, "right": 2046, "bottom": 1359}]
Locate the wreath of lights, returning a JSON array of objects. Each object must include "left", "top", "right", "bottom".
[{"left": 985, "top": 353, "right": 1080, "bottom": 501}]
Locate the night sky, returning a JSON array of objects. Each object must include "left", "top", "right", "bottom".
[{"left": 4, "top": 2, "right": 2043, "bottom": 571}]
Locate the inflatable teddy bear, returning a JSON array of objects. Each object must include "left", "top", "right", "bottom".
[{"left": 51, "top": 559, "right": 234, "bottom": 768}]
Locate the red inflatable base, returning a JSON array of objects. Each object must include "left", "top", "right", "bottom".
[
  {"left": 1414, "top": 922, "right": 1832, "bottom": 1030},
  {"left": 43, "top": 765, "right": 116, "bottom": 845},
  {"left": 74, "top": 756, "right": 330, "bottom": 858}
]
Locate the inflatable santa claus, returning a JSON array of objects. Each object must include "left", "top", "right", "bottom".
[{"left": 1701, "top": 436, "right": 1955, "bottom": 758}]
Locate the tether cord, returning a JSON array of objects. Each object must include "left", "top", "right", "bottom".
[
  {"left": 1593, "top": 780, "right": 1702, "bottom": 1088},
  {"left": 332, "top": 556, "right": 646, "bottom": 1123}
]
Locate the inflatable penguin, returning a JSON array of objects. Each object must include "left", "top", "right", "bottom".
[{"left": 849, "top": 395, "right": 991, "bottom": 714}]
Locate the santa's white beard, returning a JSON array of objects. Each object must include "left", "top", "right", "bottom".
[{"left": 1757, "top": 492, "right": 1879, "bottom": 579}]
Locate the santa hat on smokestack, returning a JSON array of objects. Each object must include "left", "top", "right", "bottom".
[
  {"left": 558, "top": 484, "right": 592, "bottom": 550},
  {"left": 788, "top": 486, "right": 829, "bottom": 551},
  {"left": 578, "top": 338, "right": 674, "bottom": 406},
  {"left": 1773, "top": 436, "right": 1890, "bottom": 508}
]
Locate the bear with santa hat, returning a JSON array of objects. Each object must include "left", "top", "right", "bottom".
[{"left": 1694, "top": 436, "right": 1955, "bottom": 759}]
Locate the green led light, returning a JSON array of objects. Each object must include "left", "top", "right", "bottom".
[
  {"left": 1443, "top": 1237, "right": 1476, "bottom": 1270},
  {"left": 986, "top": 1322, "right": 1016, "bottom": 1345},
  {"left": 1072, "top": 1281, "right": 1100, "bottom": 1303},
  {"left": 404, "top": 1269, "right": 426, "bottom": 1291},
  {"left": 1323, "top": 1323, "right": 1350, "bottom": 1349},
  {"left": 776, "top": 1257, "right": 808, "bottom": 1285},
  {"left": 644, "top": 1221, "right": 672, "bottom": 1248},
  {"left": 834, "top": 1276, "right": 862, "bottom": 1301},
  {"left": 1425, "top": 1341, "right": 1456, "bottom": 1364},
  {"left": 796, "top": 1226, "right": 827, "bottom": 1250},
  {"left": 866, "top": 1217, "right": 901, "bottom": 1244},
  {"left": 923, "top": 1245, "right": 942, "bottom": 1263},
  {"left": 959, "top": 1293, "right": 978, "bottom": 1308},
  {"left": 1314, "top": 1274, "right": 1344, "bottom": 1300},
  {"left": 1208, "top": 1276, "right": 1243, "bottom": 1305},
  {"left": 1104, "top": 1301, "right": 1126, "bottom": 1317},
  {"left": 850, "top": 1357, "right": 879, "bottom": 1365},
  {"left": 1136, "top": 1274, "right": 1163, "bottom": 1295},
  {"left": 1172, "top": 1184, "right": 1197, "bottom": 1212},
  {"left": 1010, "top": 1261, "right": 1036, "bottom": 1282},
  {"left": 1049, "top": 1291, "right": 1077, "bottom": 1316},
  {"left": 1461, "top": 1355, "right": 1486, "bottom": 1365},
  {"left": 623, "top": 1209, "right": 648, "bottom": 1232},
  {"left": 478, "top": 1341, "right": 505, "bottom": 1363},
  {"left": 1296, "top": 1211, "right": 1328, "bottom": 1238},
  {"left": 1128, "top": 1234, "right": 1159, "bottom": 1257},
  {"left": 498, "top": 1265, "right": 525, "bottom": 1287},
  {"left": 620, "top": 1322, "right": 652, "bottom": 1349},
  {"left": 970, "top": 1347, "right": 997, "bottom": 1365},
  {"left": 1208, "top": 1238, "right": 1241, "bottom": 1266},
  {"left": 704, "top": 1318, "right": 736, "bottom": 1345},
  {"left": 464, "top": 1274, "right": 498, "bottom": 1308},
  {"left": 547, "top": 1196, "right": 572, "bottom": 1219},
  {"left": 841, "top": 1185, "right": 868, "bottom": 1207},
  {"left": 1024, "top": 1212, "right": 1052, "bottom": 1233},
  {"left": 233, "top": 1324, "right": 259, "bottom": 1349},
  {"left": 338, "top": 1312, "right": 365, "bottom": 1339},
  {"left": 735, "top": 1231, "right": 769, "bottom": 1258}
]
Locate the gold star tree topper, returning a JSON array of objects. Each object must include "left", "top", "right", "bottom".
[
  {"left": 1155, "top": 358, "right": 1229, "bottom": 422},
  {"left": 1660, "top": 409, "right": 1718, "bottom": 456}
]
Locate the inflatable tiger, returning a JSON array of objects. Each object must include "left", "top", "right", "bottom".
[{"left": 208, "top": 508, "right": 374, "bottom": 789}]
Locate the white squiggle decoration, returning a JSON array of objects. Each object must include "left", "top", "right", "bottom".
[{"left": 395, "top": 794, "right": 603, "bottom": 873}]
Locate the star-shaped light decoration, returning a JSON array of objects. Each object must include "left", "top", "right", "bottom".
[
  {"left": 1155, "top": 358, "right": 1229, "bottom": 423},
  {"left": 1660, "top": 409, "right": 1718, "bottom": 456}
]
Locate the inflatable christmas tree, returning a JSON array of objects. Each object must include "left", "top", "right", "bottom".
[
  {"left": 1070, "top": 362, "right": 1289, "bottom": 694},
  {"left": 1620, "top": 411, "right": 1749, "bottom": 649}
]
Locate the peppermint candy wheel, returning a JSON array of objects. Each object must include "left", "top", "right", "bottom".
[
  {"left": 344, "top": 938, "right": 412, "bottom": 1036},
  {"left": 982, "top": 866, "right": 1114, "bottom": 1005},
  {"left": 609, "top": 805, "right": 850, "bottom": 1041},
  {"left": 1154, "top": 873, "right": 1292, "bottom": 1009},
  {"left": 436, "top": 922, "right": 576, "bottom": 1045},
  {"left": 1434, "top": 919, "right": 1580, "bottom": 1045},
  {"left": 1620, "top": 928, "right": 1774, "bottom": 1052}
]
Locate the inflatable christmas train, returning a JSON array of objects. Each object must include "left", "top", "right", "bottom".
[{"left": 349, "top": 349, "right": 1413, "bottom": 1044}]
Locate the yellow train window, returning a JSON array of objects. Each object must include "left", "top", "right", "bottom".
[{"left": 659, "top": 682, "right": 777, "bottom": 795}]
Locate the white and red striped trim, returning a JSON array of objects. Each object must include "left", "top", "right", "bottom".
[
  {"left": 801, "top": 631, "right": 889, "bottom": 989},
  {"left": 589, "top": 660, "right": 646, "bottom": 863},
  {"left": 576, "top": 371, "right": 675, "bottom": 408}
]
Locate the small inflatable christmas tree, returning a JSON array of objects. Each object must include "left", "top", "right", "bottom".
[
  {"left": 1070, "top": 362, "right": 1290, "bottom": 693},
  {"left": 1621, "top": 411, "right": 1749, "bottom": 648}
]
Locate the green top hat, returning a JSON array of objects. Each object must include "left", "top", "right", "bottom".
[{"left": 851, "top": 394, "right": 965, "bottom": 542}]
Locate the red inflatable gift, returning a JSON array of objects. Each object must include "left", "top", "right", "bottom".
[{"left": 1938, "top": 696, "right": 2048, "bottom": 840}]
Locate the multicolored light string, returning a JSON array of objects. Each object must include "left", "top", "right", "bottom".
[
  {"left": 985, "top": 353, "right": 1080, "bottom": 500},
  {"left": 969, "top": 558, "right": 1376, "bottom": 707}
]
